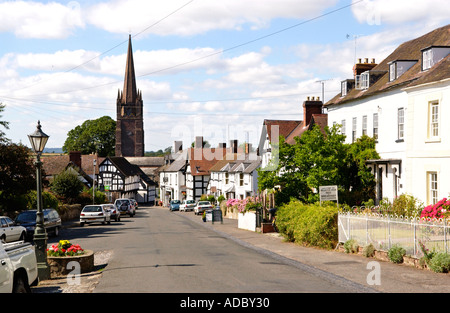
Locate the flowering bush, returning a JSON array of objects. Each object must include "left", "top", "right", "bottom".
[
  {"left": 420, "top": 198, "right": 450, "bottom": 220},
  {"left": 226, "top": 197, "right": 261, "bottom": 213},
  {"left": 47, "top": 240, "right": 85, "bottom": 257}
]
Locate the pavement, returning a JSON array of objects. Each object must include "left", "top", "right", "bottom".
[{"left": 32, "top": 206, "right": 450, "bottom": 293}]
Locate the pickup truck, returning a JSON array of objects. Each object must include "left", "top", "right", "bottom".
[{"left": 0, "top": 241, "right": 38, "bottom": 293}]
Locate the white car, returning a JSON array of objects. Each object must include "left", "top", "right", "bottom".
[
  {"left": 80, "top": 205, "right": 111, "bottom": 227},
  {"left": 179, "top": 200, "right": 196, "bottom": 212},
  {"left": 194, "top": 201, "right": 213, "bottom": 215},
  {"left": 0, "top": 216, "right": 27, "bottom": 243}
]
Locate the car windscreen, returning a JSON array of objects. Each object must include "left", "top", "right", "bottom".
[
  {"left": 171, "top": 200, "right": 181, "bottom": 204},
  {"left": 15, "top": 211, "right": 37, "bottom": 223},
  {"left": 82, "top": 206, "right": 102, "bottom": 212},
  {"left": 198, "top": 201, "right": 210, "bottom": 205},
  {"left": 187, "top": 200, "right": 195, "bottom": 204},
  {"left": 115, "top": 200, "right": 129, "bottom": 205}
]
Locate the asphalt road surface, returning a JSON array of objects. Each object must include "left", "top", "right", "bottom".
[{"left": 51, "top": 206, "right": 358, "bottom": 293}]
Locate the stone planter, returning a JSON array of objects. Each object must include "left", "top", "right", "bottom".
[
  {"left": 47, "top": 250, "right": 94, "bottom": 278},
  {"left": 238, "top": 212, "right": 257, "bottom": 232}
]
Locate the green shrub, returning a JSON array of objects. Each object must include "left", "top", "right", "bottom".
[
  {"left": 25, "top": 190, "right": 60, "bottom": 210},
  {"left": 344, "top": 239, "right": 359, "bottom": 254},
  {"left": 388, "top": 244, "right": 406, "bottom": 264},
  {"left": 362, "top": 243, "right": 375, "bottom": 257},
  {"left": 276, "top": 199, "right": 338, "bottom": 249},
  {"left": 428, "top": 253, "right": 450, "bottom": 273}
]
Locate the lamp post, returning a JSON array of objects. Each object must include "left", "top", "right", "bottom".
[{"left": 28, "top": 121, "right": 50, "bottom": 280}]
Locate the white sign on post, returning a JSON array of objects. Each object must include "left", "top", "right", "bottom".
[{"left": 319, "top": 185, "right": 338, "bottom": 205}]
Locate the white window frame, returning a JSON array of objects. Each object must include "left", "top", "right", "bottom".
[
  {"left": 373, "top": 113, "right": 378, "bottom": 140},
  {"left": 341, "top": 81, "right": 347, "bottom": 97},
  {"left": 397, "top": 108, "right": 404, "bottom": 140},
  {"left": 427, "top": 172, "right": 438, "bottom": 205},
  {"left": 422, "top": 49, "right": 433, "bottom": 70},
  {"left": 428, "top": 101, "right": 439, "bottom": 139},
  {"left": 341, "top": 119, "right": 346, "bottom": 135},
  {"left": 362, "top": 115, "right": 367, "bottom": 136},
  {"left": 361, "top": 72, "right": 369, "bottom": 89},
  {"left": 389, "top": 63, "right": 396, "bottom": 81},
  {"left": 352, "top": 117, "right": 357, "bottom": 143}
]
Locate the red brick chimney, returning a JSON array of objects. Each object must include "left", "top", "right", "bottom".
[
  {"left": 303, "top": 96, "right": 323, "bottom": 126},
  {"left": 69, "top": 151, "right": 82, "bottom": 169},
  {"left": 353, "top": 58, "right": 377, "bottom": 76}
]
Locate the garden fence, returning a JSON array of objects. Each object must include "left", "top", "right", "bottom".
[{"left": 338, "top": 211, "right": 449, "bottom": 258}]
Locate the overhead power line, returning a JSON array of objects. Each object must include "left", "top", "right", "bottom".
[{"left": 11, "top": 0, "right": 364, "bottom": 98}]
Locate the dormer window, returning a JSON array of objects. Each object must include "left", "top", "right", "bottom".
[
  {"left": 422, "top": 46, "right": 450, "bottom": 71},
  {"left": 389, "top": 60, "right": 417, "bottom": 81},
  {"left": 341, "top": 79, "right": 355, "bottom": 96}
]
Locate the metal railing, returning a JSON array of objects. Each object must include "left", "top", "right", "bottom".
[{"left": 338, "top": 211, "right": 449, "bottom": 258}]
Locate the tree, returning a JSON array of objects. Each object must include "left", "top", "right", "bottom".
[
  {"left": 50, "top": 169, "right": 85, "bottom": 204},
  {"left": 0, "top": 103, "right": 10, "bottom": 143},
  {"left": 63, "top": 116, "right": 116, "bottom": 157},
  {"left": 258, "top": 124, "right": 379, "bottom": 206},
  {"left": 0, "top": 143, "right": 36, "bottom": 212}
]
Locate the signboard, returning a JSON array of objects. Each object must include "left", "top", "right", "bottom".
[
  {"left": 212, "top": 209, "right": 223, "bottom": 224},
  {"left": 105, "top": 185, "right": 110, "bottom": 192},
  {"left": 319, "top": 185, "right": 338, "bottom": 204}
]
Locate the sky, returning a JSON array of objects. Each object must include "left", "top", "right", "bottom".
[{"left": 0, "top": 0, "right": 448, "bottom": 152}]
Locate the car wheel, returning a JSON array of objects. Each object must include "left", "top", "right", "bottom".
[
  {"left": 19, "top": 232, "right": 26, "bottom": 241},
  {"left": 80, "top": 222, "right": 85, "bottom": 227},
  {"left": 1, "top": 235, "right": 6, "bottom": 243},
  {"left": 13, "top": 274, "right": 30, "bottom": 293}
]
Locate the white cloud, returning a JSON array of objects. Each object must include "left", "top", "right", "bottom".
[
  {"left": 0, "top": 1, "right": 84, "bottom": 39},
  {"left": 86, "top": 0, "right": 338, "bottom": 36},
  {"left": 352, "top": 0, "right": 450, "bottom": 27}
]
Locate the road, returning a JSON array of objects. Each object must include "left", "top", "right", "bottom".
[{"left": 49, "top": 206, "right": 361, "bottom": 293}]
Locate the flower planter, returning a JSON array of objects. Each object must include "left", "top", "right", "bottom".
[
  {"left": 238, "top": 212, "right": 257, "bottom": 232},
  {"left": 47, "top": 250, "right": 94, "bottom": 278}
]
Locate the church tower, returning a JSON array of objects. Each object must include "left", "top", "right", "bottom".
[{"left": 115, "top": 35, "right": 145, "bottom": 157}]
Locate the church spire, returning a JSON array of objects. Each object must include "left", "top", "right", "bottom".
[{"left": 122, "top": 34, "right": 137, "bottom": 104}]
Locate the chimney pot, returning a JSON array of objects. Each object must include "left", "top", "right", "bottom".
[
  {"left": 365, "top": 58, "right": 369, "bottom": 63},
  {"left": 358, "top": 58, "right": 362, "bottom": 63},
  {"left": 372, "top": 58, "right": 375, "bottom": 63},
  {"left": 195, "top": 136, "right": 203, "bottom": 149}
]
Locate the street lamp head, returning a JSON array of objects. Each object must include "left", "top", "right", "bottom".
[{"left": 28, "top": 120, "right": 49, "bottom": 154}]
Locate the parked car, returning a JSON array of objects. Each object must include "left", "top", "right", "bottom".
[
  {"left": 14, "top": 209, "right": 61, "bottom": 239},
  {"left": 130, "top": 199, "right": 138, "bottom": 210},
  {"left": 102, "top": 203, "right": 120, "bottom": 222},
  {"left": 80, "top": 205, "right": 111, "bottom": 227},
  {"left": 114, "top": 198, "right": 136, "bottom": 217},
  {"left": 169, "top": 200, "right": 181, "bottom": 211},
  {"left": 194, "top": 201, "right": 213, "bottom": 215},
  {"left": 179, "top": 199, "right": 196, "bottom": 212},
  {"left": 0, "top": 240, "right": 38, "bottom": 293},
  {"left": 0, "top": 216, "right": 27, "bottom": 243}
]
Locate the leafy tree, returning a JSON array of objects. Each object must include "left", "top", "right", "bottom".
[
  {"left": 63, "top": 116, "right": 116, "bottom": 157},
  {"left": 0, "top": 143, "right": 36, "bottom": 212},
  {"left": 0, "top": 103, "right": 10, "bottom": 143},
  {"left": 258, "top": 124, "right": 379, "bottom": 206},
  {"left": 50, "top": 169, "right": 85, "bottom": 204}
]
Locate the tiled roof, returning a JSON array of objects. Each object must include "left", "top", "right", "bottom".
[
  {"left": 285, "top": 114, "right": 328, "bottom": 145},
  {"left": 188, "top": 147, "right": 227, "bottom": 176},
  {"left": 41, "top": 154, "right": 104, "bottom": 176},
  {"left": 263, "top": 119, "right": 301, "bottom": 142},
  {"left": 325, "top": 24, "right": 450, "bottom": 107}
]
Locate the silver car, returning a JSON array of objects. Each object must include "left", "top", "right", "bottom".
[
  {"left": 0, "top": 216, "right": 26, "bottom": 243},
  {"left": 80, "top": 205, "right": 111, "bottom": 227}
]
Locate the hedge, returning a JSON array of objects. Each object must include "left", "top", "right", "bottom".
[{"left": 276, "top": 199, "right": 339, "bottom": 249}]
